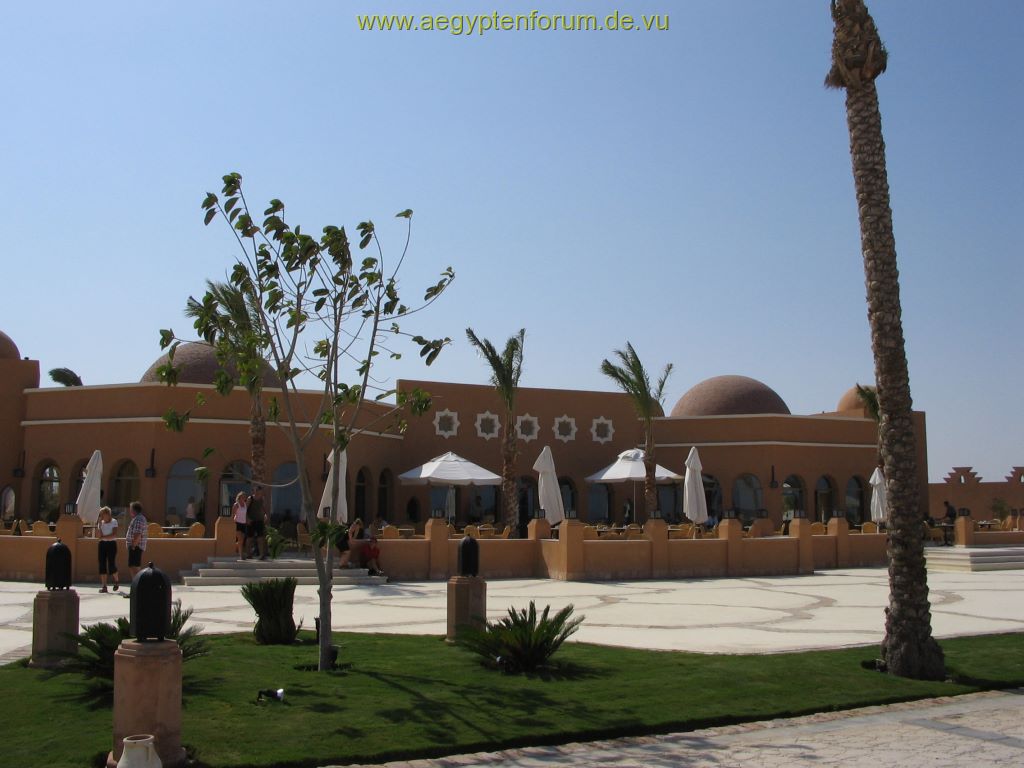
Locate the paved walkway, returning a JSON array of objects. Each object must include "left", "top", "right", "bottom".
[
  {"left": 3, "top": 567, "right": 1023, "bottom": 765},
  {"left": 336, "top": 689, "right": 1024, "bottom": 768}
]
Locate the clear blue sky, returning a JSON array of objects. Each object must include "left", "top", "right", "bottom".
[{"left": 2, "top": 1, "right": 1020, "bottom": 482}]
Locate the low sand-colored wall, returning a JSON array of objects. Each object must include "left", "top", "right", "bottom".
[{"left": 1, "top": 512, "right": 894, "bottom": 584}]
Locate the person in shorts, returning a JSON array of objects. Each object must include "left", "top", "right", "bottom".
[
  {"left": 232, "top": 491, "right": 249, "bottom": 559},
  {"left": 95, "top": 506, "right": 120, "bottom": 592},
  {"left": 246, "top": 486, "right": 268, "bottom": 560},
  {"left": 125, "top": 501, "right": 148, "bottom": 578}
]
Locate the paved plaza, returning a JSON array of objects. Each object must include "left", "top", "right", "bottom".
[{"left": 2, "top": 566, "right": 1023, "bottom": 765}]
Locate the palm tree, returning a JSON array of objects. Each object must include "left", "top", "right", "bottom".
[
  {"left": 826, "top": 0, "right": 944, "bottom": 680},
  {"left": 855, "top": 382, "right": 881, "bottom": 458},
  {"left": 186, "top": 280, "right": 269, "bottom": 485},
  {"left": 600, "top": 343, "right": 672, "bottom": 519},
  {"left": 48, "top": 368, "right": 83, "bottom": 387},
  {"left": 465, "top": 328, "right": 524, "bottom": 533}
]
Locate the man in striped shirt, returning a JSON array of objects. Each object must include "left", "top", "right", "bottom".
[{"left": 125, "top": 501, "right": 148, "bottom": 578}]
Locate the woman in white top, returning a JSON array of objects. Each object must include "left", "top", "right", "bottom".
[
  {"left": 94, "top": 506, "right": 120, "bottom": 592},
  {"left": 232, "top": 491, "right": 249, "bottom": 559}
]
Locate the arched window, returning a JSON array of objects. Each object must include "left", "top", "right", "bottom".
[
  {"left": 732, "top": 474, "right": 763, "bottom": 522},
  {"left": 272, "top": 462, "right": 302, "bottom": 524},
  {"left": 219, "top": 461, "right": 252, "bottom": 516},
  {"left": 38, "top": 463, "right": 61, "bottom": 521},
  {"left": 354, "top": 468, "right": 369, "bottom": 520},
  {"left": 167, "top": 459, "right": 204, "bottom": 523},
  {"left": 815, "top": 476, "right": 836, "bottom": 521},
  {"left": 587, "top": 483, "right": 611, "bottom": 523},
  {"left": 377, "top": 470, "right": 393, "bottom": 522},
  {"left": 782, "top": 475, "right": 805, "bottom": 519},
  {"left": 517, "top": 476, "right": 538, "bottom": 523},
  {"left": 1, "top": 486, "right": 16, "bottom": 522},
  {"left": 558, "top": 477, "right": 577, "bottom": 518},
  {"left": 845, "top": 476, "right": 866, "bottom": 524},
  {"left": 72, "top": 461, "right": 88, "bottom": 502},
  {"left": 110, "top": 460, "right": 140, "bottom": 509},
  {"left": 703, "top": 474, "right": 723, "bottom": 518}
]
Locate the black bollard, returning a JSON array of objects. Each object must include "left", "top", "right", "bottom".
[
  {"left": 45, "top": 539, "right": 73, "bottom": 590},
  {"left": 458, "top": 534, "right": 479, "bottom": 577},
  {"left": 129, "top": 562, "right": 172, "bottom": 641}
]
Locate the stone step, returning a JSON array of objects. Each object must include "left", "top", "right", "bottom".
[
  {"left": 181, "top": 574, "right": 385, "bottom": 586},
  {"left": 926, "top": 546, "right": 1024, "bottom": 572}
]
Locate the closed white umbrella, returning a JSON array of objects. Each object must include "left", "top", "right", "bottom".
[
  {"left": 398, "top": 452, "right": 501, "bottom": 486},
  {"left": 683, "top": 447, "right": 708, "bottom": 531},
  {"left": 533, "top": 446, "right": 565, "bottom": 525},
  {"left": 317, "top": 449, "right": 349, "bottom": 523},
  {"left": 869, "top": 466, "right": 887, "bottom": 524},
  {"left": 75, "top": 450, "right": 103, "bottom": 524}
]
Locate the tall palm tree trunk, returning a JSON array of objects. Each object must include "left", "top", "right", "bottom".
[
  {"left": 250, "top": 396, "right": 266, "bottom": 486},
  {"left": 829, "top": 0, "right": 944, "bottom": 680},
  {"left": 501, "top": 416, "right": 518, "bottom": 533},
  {"left": 643, "top": 431, "right": 658, "bottom": 519}
]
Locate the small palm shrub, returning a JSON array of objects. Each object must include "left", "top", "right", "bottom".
[
  {"left": 266, "top": 525, "right": 289, "bottom": 559},
  {"left": 55, "top": 599, "right": 207, "bottom": 683},
  {"left": 457, "top": 601, "right": 583, "bottom": 673},
  {"left": 241, "top": 577, "right": 300, "bottom": 644}
]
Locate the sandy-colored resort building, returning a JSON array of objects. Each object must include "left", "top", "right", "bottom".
[{"left": 2, "top": 329, "right": 1021, "bottom": 582}]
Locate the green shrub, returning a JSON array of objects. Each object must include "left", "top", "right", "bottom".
[
  {"left": 265, "top": 525, "right": 289, "bottom": 559},
  {"left": 312, "top": 520, "right": 347, "bottom": 550},
  {"left": 241, "top": 578, "right": 300, "bottom": 645},
  {"left": 457, "top": 601, "right": 583, "bottom": 674},
  {"left": 54, "top": 599, "right": 207, "bottom": 683}
]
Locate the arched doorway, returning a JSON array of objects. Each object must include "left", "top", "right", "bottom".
[
  {"left": 782, "top": 475, "right": 805, "bottom": 520},
  {"left": 219, "top": 461, "right": 252, "bottom": 517},
  {"left": 732, "top": 474, "right": 763, "bottom": 524},
  {"left": 167, "top": 459, "right": 204, "bottom": 523},
  {"left": 703, "top": 474, "right": 723, "bottom": 521},
  {"left": 37, "top": 463, "right": 60, "bottom": 522},
  {"left": 845, "top": 476, "right": 866, "bottom": 524},
  {"left": 815, "top": 476, "right": 836, "bottom": 522},
  {"left": 272, "top": 462, "right": 302, "bottom": 524},
  {"left": 558, "top": 477, "right": 577, "bottom": 518},
  {"left": 110, "top": 460, "right": 140, "bottom": 511},
  {"left": 587, "top": 483, "right": 611, "bottom": 523},
  {"left": 377, "top": 469, "right": 393, "bottom": 523}
]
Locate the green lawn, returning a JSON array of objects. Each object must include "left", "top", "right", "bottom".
[{"left": 5, "top": 631, "right": 1024, "bottom": 768}]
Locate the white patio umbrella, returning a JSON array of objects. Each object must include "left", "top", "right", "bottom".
[
  {"left": 75, "top": 449, "right": 103, "bottom": 524},
  {"left": 317, "top": 449, "right": 349, "bottom": 523},
  {"left": 683, "top": 447, "right": 708, "bottom": 531},
  {"left": 869, "top": 466, "right": 888, "bottom": 524},
  {"left": 399, "top": 451, "right": 501, "bottom": 521},
  {"left": 585, "top": 448, "right": 682, "bottom": 514},
  {"left": 533, "top": 446, "right": 565, "bottom": 525},
  {"left": 398, "top": 451, "right": 501, "bottom": 486}
]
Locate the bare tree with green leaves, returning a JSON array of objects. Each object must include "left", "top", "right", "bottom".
[
  {"left": 160, "top": 172, "right": 453, "bottom": 670},
  {"left": 826, "top": 0, "right": 944, "bottom": 680},
  {"left": 600, "top": 342, "right": 672, "bottom": 519},
  {"left": 184, "top": 280, "right": 269, "bottom": 485},
  {"left": 465, "top": 328, "right": 524, "bottom": 533}
]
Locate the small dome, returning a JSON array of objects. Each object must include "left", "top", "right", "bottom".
[
  {"left": 670, "top": 375, "right": 790, "bottom": 417},
  {"left": 837, "top": 385, "right": 872, "bottom": 415},
  {"left": 0, "top": 330, "right": 20, "bottom": 360},
  {"left": 140, "top": 342, "right": 277, "bottom": 387}
]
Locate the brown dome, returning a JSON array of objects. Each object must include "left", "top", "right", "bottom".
[
  {"left": 837, "top": 385, "right": 872, "bottom": 415},
  {"left": 670, "top": 375, "right": 790, "bottom": 417},
  {"left": 140, "top": 342, "right": 278, "bottom": 387},
  {"left": 0, "top": 330, "right": 20, "bottom": 360}
]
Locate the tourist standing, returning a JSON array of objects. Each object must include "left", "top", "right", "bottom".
[
  {"left": 247, "top": 486, "right": 268, "bottom": 560},
  {"left": 125, "top": 501, "right": 148, "bottom": 579},
  {"left": 232, "top": 491, "right": 249, "bottom": 559},
  {"left": 95, "top": 506, "right": 120, "bottom": 592}
]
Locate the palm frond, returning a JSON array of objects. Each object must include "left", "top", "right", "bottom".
[
  {"left": 465, "top": 327, "right": 524, "bottom": 411},
  {"left": 600, "top": 342, "right": 671, "bottom": 421},
  {"left": 48, "top": 368, "right": 83, "bottom": 387},
  {"left": 855, "top": 383, "right": 880, "bottom": 423}
]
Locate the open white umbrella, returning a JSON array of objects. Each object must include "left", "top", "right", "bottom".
[
  {"left": 318, "top": 449, "right": 349, "bottom": 523},
  {"left": 75, "top": 449, "right": 103, "bottom": 524},
  {"left": 533, "top": 446, "right": 565, "bottom": 525},
  {"left": 683, "top": 447, "right": 708, "bottom": 530},
  {"left": 585, "top": 448, "right": 682, "bottom": 515},
  {"left": 398, "top": 452, "right": 501, "bottom": 486},
  {"left": 869, "top": 466, "right": 887, "bottom": 524}
]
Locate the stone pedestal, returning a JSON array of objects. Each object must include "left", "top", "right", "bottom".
[
  {"left": 446, "top": 576, "right": 486, "bottom": 643},
  {"left": 30, "top": 589, "right": 80, "bottom": 668},
  {"left": 108, "top": 640, "right": 186, "bottom": 768}
]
